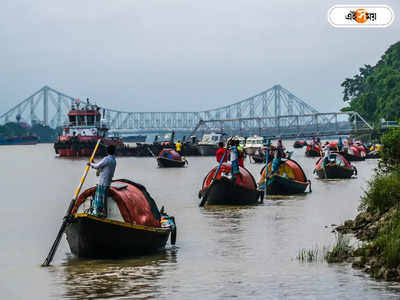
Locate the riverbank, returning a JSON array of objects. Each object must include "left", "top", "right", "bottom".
[{"left": 329, "top": 127, "right": 400, "bottom": 281}]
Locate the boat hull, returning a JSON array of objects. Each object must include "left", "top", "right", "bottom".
[
  {"left": 66, "top": 214, "right": 170, "bottom": 258},
  {"left": 157, "top": 157, "right": 186, "bottom": 168},
  {"left": 197, "top": 144, "right": 218, "bottom": 156},
  {"left": 315, "top": 165, "right": 355, "bottom": 179},
  {"left": 340, "top": 152, "right": 365, "bottom": 161},
  {"left": 201, "top": 177, "right": 260, "bottom": 205},
  {"left": 266, "top": 175, "right": 309, "bottom": 195},
  {"left": 293, "top": 141, "right": 307, "bottom": 148},
  {"left": 250, "top": 154, "right": 266, "bottom": 163},
  {"left": 305, "top": 149, "right": 321, "bottom": 157}
]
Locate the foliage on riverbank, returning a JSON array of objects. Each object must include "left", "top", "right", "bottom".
[
  {"left": 341, "top": 41, "right": 400, "bottom": 125},
  {"left": 335, "top": 127, "right": 400, "bottom": 281},
  {"left": 0, "top": 122, "right": 58, "bottom": 143}
]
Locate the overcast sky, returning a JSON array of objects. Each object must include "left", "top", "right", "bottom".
[{"left": 1, "top": 0, "right": 399, "bottom": 115}]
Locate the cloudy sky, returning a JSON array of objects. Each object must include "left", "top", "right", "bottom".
[{"left": 1, "top": 0, "right": 399, "bottom": 115}]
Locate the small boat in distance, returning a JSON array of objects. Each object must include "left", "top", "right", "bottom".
[
  {"left": 314, "top": 153, "right": 357, "bottom": 179},
  {"left": 0, "top": 134, "right": 38, "bottom": 145},
  {"left": 157, "top": 149, "right": 187, "bottom": 168},
  {"left": 121, "top": 135, "right": 147, "bottom": 143},
  {"left": 305, "top": 144, "right": 321, "bottom": 157},
  {"left": 67, "top": 179, "right": 176, "bottom": 258},
  {"left": 197, "top": 133, "right": 225, "bottom": 156},
  {"left": 293, "top": 140, "right": 307, "bottom": 148},
  {"left": 244, "top": 136, "right": 264, "bottom": 155},
  {"left": 198, "top": 163, "right": 260, "bottom": 205}
]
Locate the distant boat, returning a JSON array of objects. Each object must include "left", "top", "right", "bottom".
[
  {"left": 121, "top": 135, "right": 147, "bottom": 143},
  {"left": 0, "top": 135, "right": 38, "bottom": 145},
  {"left": 197, "top": 133, "right": 225, "bottom": 156},
  {"left": 244, "top": 136, "right": 264, "bottom": 155}
]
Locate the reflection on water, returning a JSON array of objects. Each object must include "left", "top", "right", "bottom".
[{"left": 55, "top": 249, "right": 178, "bottom": 299}]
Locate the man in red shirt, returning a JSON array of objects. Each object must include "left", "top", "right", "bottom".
[{"left": 216, "top": 142, "right": 228, "bottom": 163}]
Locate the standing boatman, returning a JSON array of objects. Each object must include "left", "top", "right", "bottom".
[{"left": 88, "top": 145, "right": 117, "bottom": 217}]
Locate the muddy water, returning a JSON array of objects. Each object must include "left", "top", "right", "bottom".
[{"left": 1, "top": 144, "right": 399, "bottom": 299}]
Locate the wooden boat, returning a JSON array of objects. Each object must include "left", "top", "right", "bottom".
[
  {"left": 314, "top": 153, "right": 357, "bottom": 179},
  {"left": 366, "top": 150, "right": 380, "bottom": 159},
  {"left": 260, "top": 159, "right": 311, "bottom": 195},
  {"left": 293, "top": 140, "right": 307, "bottom": 148},
  {"left": 339, "top": 145, "right": 366, "bottom": 161},
  {"left": 66, "top": 179, "right": 176, "bottom": 258},
  {"left": 198, "top": 163, "right": 260, "bottom": 205},
  {"left": 305, "top": 144, "right": 321, "bottom": 157},
  {"left": 251, "top": 153, "right": 266, "bottom": 163},
  {"left": 157, "top": 149, "right": 187, "bottom": 168},
  {"left": 197, "top": 133, "right": 224, "bottom": 156},
  {"left": 328, "top": 141, "right": 339, "bottom": 151}
]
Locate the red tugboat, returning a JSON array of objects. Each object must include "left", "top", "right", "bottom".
[{"left": 54, "top": 100, "right": 123, "bottom": 157}]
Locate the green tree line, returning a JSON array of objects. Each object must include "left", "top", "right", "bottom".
[{"left": 341, "top": 41, "right": 400, "bottom": 125}]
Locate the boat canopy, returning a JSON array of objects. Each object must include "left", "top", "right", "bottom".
[
  {"left": 158, "top": 149, "right": 182, "bottom": 160},
  {"left": 200, "top": 134, "right": 223, "bottom": 144},
  {"left": 72, "top": 179, "right": 161, "bottom": 227},
  {"left": 202, "top": 163, "right": 257, "bottom": 191},
  {"left": 315, "top": 153, "right": 352, "bottom": 169},
  {"left": 262, "top": 159, "right": 307, "bottom": 182}
]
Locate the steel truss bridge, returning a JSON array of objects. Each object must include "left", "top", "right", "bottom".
[{"left": 0, "top": 85, "right": 373, "bottom": 138}]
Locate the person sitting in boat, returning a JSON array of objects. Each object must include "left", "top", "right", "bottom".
[
  {"left": 175, "top": 140, "right": 182, "bottom": 156},
  {"left": 236, "top": 140, "right": 245, "bottom": 167},
  {"left": 229, "top": 140, "right": 240, "bottom": 184},
  {"left": 216, "top": 142, "right": 228, "bottom": 163},
  {"left": 88, "top": 145, "right": 117, "bottom": 217}
]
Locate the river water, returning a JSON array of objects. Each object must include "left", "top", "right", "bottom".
[{"left": 1, "top": 143, "right": 400, "bottom": 299}]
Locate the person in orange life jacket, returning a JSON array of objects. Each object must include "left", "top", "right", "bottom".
[{"left": 216, "top": 142, "right": 228, "bottom": 163}]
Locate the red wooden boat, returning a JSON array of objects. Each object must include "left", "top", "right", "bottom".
[
  {"left": 259, "top": 159, "right": 311, "bottom": 195},
  {"left": 198, "top": 163, "right": 260, "bottom": 205},
  {"left": 54, "top": 101, "right": 123, "bottom": 157},
  {"left": 339, "top": 145, "right": 366, "bottom": 161},
  {"left": 157, "top": 149, "right": 187, "bottom": 168},
  {"left": 293, "top": 140, "right": 307, "bottom": 148},
  {"left": 66, "top": 179, "right": 176, "bottom": 258},
  {"left": 328, "top": 141, "right": 339, "bottom": 151},
  {"left": 314, "top": 153, "right": 357, "bottom": 179},
  {"left": 305, "top": 144, "right": 321, "bottom": 157}
]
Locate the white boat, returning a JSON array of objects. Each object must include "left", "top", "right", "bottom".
[
  {"left": 197, "top": 133, "right": 225, "bottom": 156},
  {"left": 244, "top": 136, "right": 264, "bottom": 155}
]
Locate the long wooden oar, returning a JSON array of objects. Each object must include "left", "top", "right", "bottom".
[
  {"left": 147, "top": 146, "right": 157, "bottom": 158},
  {"left": 42, "top": 139, "right": 101, "bottom": 267}
]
